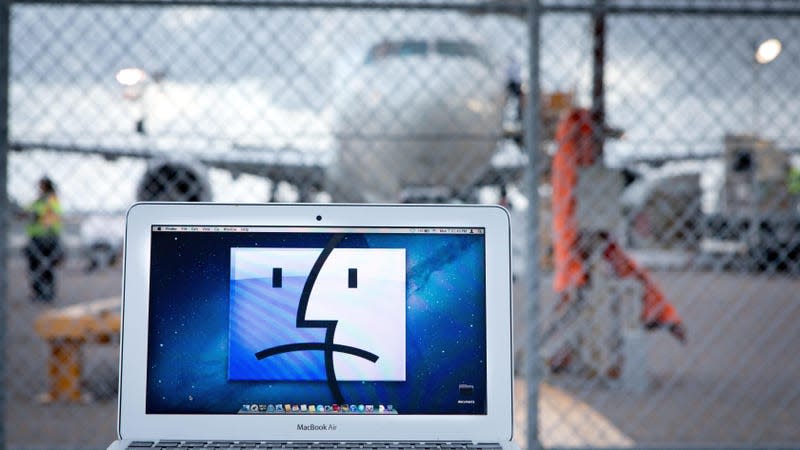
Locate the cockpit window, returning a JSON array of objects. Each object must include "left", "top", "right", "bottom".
[
  {"left": 434, "top": 40, "right": 490, "bottom": 66},
  {"left": 365, "top": 39, "right": 489, "bottom": 66},
  {"left": 365, "top": 40, "right": 489, "bottom": 66},
  {"left": 398, "top": 40, "right": 428, "bottom": 57},
  {"left": 365, "top": 40, "right": 428, "bottom": 64}
]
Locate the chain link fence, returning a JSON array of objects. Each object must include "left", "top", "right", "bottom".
[{"left": 2, "top": 0, "right": 800, "bottom": 448}]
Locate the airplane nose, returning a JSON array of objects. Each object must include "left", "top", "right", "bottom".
[
  {"left": 398, "top": 88, "right": 502, "bottom": 189},
  {"left": 333, "top": 61, "right": 503, "bottom": 201}
]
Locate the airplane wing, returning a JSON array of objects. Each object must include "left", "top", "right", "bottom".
[
  {"left": 622, "top": 149, "right": 800, "bottom": 167},
  {"left": 9, "top": 138, "right": 329, "bottom": 190},
  {"left": 622, "top": 151, "right": 725, "bottom": 167},
  {"left": 611, "top": 141, "right": 800, "bottom": 167}
]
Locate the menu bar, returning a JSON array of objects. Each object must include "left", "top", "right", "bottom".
[{"left": 152, "top": 226, "right": 484, "bottom": 234}]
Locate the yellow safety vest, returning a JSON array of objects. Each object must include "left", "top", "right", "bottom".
[
  {"left": 26, "top": 194, "right": 62, "bottom": 237},
  {"left": 789, "top": 167, "right": 800, "bottom": 195}
]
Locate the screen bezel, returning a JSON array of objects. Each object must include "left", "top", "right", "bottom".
[{"left": 119, "top": 202, "right": 513, "bottom": 442}]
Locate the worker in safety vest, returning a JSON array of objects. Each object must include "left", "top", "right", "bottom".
[
  {"left": 548, "top": 108, "right": 686, "bottom": 374},
  {"left": 23, "top": 177, "right": 64, "bottom": 302}
]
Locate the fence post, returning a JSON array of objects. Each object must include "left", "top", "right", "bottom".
[
  {"left": 524, "top": 0, "right": 542, "bottom": 448},
  {"left": 591, "top": 0, "right": 606, "bottom": 153},
  {"left": 0, "top": 0, "right": 11, "bottom": 449}
]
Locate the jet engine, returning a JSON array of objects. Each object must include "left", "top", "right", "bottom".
[{"left": 136, "top": 161, "right": 212, "bottom": 202}]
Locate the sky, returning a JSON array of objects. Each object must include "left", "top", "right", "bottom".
[{"left": 7, "top": 4, "right": 800, "bottom": 211}]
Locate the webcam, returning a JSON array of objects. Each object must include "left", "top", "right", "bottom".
[{"left": 316, "top": 215, "right": 322, "bottom": 221}]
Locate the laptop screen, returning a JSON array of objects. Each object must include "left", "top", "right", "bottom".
[{"left": 145, "top": 225, "right": 488, "bottom": 416}]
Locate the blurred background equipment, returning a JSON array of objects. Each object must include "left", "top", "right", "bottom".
[
  {"left": 2, "top": 0, "right": 800, "bottom": 449},
  {"left": 701, "top": 134, "right": 800, "bottom": 270}
]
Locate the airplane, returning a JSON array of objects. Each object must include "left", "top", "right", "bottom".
[
  {"left": 10, "top": 37, "right": 526, "bottom": 206},
  {"left": 10, "top": 37, "right": 527, "bottom": 268}
]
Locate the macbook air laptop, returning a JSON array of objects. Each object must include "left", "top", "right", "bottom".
[{"left": 109, "top": 203, "right": 515, "bottom": 450}]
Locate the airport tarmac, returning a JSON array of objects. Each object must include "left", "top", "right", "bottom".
[{"left": 3, "top": 255, "right": 799, "bottom": 448}]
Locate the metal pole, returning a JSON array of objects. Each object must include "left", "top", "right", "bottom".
[
  {"left": 753, "top": 51, "right": 760, "bottom": 133},
  {"left": 524, "top": 0, "right": 541, "bottom": 448},
  {"left": 591, "top": 0, "right": 606, "bottom": 154},
  {"left": 4, "top": 0, "right": 800, "bottom": 16},
  {"left": 542, "top": 3, "right": 800, "bottom": 16},
  {"left": 0, "top": 0, "right": 10, "bottom": 448},
  {"left": 750, "top": 45, "right": 761, "bottom": 263},
  {"left": 10, "top": 0, "right": 529, "bottom": 14}
]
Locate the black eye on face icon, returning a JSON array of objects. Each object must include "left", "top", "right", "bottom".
[
  {"left": 271, "top": 267, "right": 356, "bottom": 288},
  {"left": 348, "top": 268, "right": 357, "bottom": 289}
]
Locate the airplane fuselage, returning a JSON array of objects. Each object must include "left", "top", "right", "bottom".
[{"left": 331, "top": 39, "right": 505, "bottom": 202}]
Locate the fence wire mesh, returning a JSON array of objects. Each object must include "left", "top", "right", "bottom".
[{"left": 2, "top": 0, "right": 800, "bottom": 449}]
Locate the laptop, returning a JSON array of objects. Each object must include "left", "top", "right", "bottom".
[{"left": 109, "top": 203, "right": 515, "bottom": 450}]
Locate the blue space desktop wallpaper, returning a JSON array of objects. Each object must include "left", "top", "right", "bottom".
[{"left": 146, "top": 229, "right": 487, "bottom": 415}]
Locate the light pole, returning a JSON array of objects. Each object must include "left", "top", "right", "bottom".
[
  {"left": 747, "top": 39, "right": 782, "bottom": 262},
  {"left": 753, "top": 38, "right": 782, "bottom": 133},
  {"left": 115, "top": 67, "right": 148, "bottom": 90},
  {"left": 115, "top": 67, "right": 165, "bottom": 135}
]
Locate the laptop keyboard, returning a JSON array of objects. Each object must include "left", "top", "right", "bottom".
[{"left": 127, "top": 442, "right": 502, "bottom": 450}]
